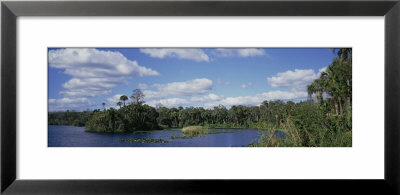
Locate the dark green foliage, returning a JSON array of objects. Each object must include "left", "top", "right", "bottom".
[
  {"left": 85, "top": 104, "right": 160, "bottom": 133},
  {"left": 291, "top": 102, "right": 327, "bottom": 146},
  {"left": 48, "top": 110, "right": 94, "bottom": 126},
  {"left": 249, "top": 48, "right": 352, "bottom": 147}
]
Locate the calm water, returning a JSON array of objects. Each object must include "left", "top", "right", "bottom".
[{"left": 48, "top": 125, "right": 286, "bottom": 147}]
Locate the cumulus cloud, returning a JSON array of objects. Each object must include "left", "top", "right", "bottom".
[
  {"left": 145, "top": 90, "right": 306, "bottom": 109},
  {"left": 140, "top": 48, "right": 209, "bottom": 62},
  {"left": 205, "top": 90, "right": 307, "bottom": 108},
  {"left": 49, "top": 48, "right": 159, "bottom": 98},
  {"left": 240, "top": 82, "right": 252, "bottom": 89},
  {"left": 237, "top": 49, "right": 266, "bottom": 57},
  {"left": 59, "top": 77, "right": 123, "bottom": 97},
  {"left": 147, "top": 98, "right": 190, "bottom": 107},
  {"left": 190, "top": 93, "right": 221, "bottom": 102},
  {"left": 107, "top": 94, "right": 124, "bottom": 106},
  {"left": 143, "top": 78, "right": 213, "bottom": 99},
  {"left": 267, "top": 69, "right": 319, "bottom": 89},
  {"left": 49, "top": 97, "right": 94, "bottom": 111},
  {"left": 318, "top": 66, "right": 327, "bottom": 76},
  {"left": 213, "top": 48, "right": 266, "bottom": 57}
]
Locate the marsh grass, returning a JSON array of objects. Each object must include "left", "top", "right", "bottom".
[
  {"left": 172, "top": 128, "right": 235, "bottom": 139},
  {"left": 249, "top": 118, "right": 352, "bottom": 147},
  {"left": 181, "top": 126, "right": 208, "bottom": 136},
  {"left": 248, "top": 129, "right": 285, "bottom": 147}
]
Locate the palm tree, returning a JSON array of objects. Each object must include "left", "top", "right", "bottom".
[
  {"left": 101, "top": 102, "right": 106, "bottom": 110},
  {"left": 117, "top": 101, "right": 122, "bottom": 108},
  {"left": 307, "top": 79, "right": 324, "bottom": 102},
  {"left": 330, "top": 48, "right": 352, "bottom": 61},
  {"left": 120, "top": 95, "right": 128, "bottom": 106}
]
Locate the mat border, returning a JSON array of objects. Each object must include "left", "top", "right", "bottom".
[{"left": 2, "top": 0, "right": 400, "bottom": 194}]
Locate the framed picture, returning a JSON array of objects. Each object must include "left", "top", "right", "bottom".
[{"left": 2, "top": 0, "right": 399, "bottom": 194}]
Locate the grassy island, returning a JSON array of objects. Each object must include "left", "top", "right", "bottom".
[{"left": 181, "top": 126, "right": 208, "bottom": 136}]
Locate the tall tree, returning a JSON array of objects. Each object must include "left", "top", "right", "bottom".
[
  {"left": 307, "top": 78, "right": 324, "bottom": 102},
  {"left": 332, "top": 48, "right": 352, "bottom": 61},
  {"left": 117, "top": 101, "right": 122, "bottom": 108},
  {"left": 120, "top": 95, "right": 128, "bottom": 106},
  {"left": 308, "top": 49, "right": 352, "bottom": 115},
  {"left": 130, "top": 89, "right": 145, "bottom": 105}
]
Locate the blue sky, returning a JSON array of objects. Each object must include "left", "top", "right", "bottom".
[{"left": 48, "top": 48, "right": 335, "bottom": 111}]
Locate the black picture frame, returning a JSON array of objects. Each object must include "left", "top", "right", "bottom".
[{"left": 2, "top": 0, "right": 399, "bottom": 194}]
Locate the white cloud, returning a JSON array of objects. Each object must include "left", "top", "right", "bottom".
[
  {"left": 267, "top": 69, "right": 319, "bottom": 89},
  {"left": 140, "top": 48, "right": 209, "bottom": 62},
  {"left": 147, "top": 98, "right": 190, "bottom": 107},
  {"left": 60, "top": 77, "right": 124, "bottom": 97},
  {"left": 318, "top": 66, "right": 327, "bottom": 76},
  {"left": 143, "top": 78, "right": 213, "bottom": 99},
  {"left": 107, "top": 94, "right": 124, "bottom": 106},
  {"left": 205, "top": 90, "right": 307, "bottom": 108},
  {"left": 213, "top": 48, "right": 266, "bottom": 57},
  {"left": 49, "top": 48, "right": 159, "bottom": 98},
  {"left": 225, "top": 81, "right": 232, "bottom": 85},
  {"left": 240, "top": 82, "right": 252, "bottom": 89},
  {"left": 144, "top": 90, "right": 306, "bottom": 109},
  {"left": 49, "top": 97, "right": 94, "bottom": 111},
  {"left": 190, "top": 93, "right": 221, "bottom": 102},
  {"left": 237, "top": 49, "right": 266, "bottom": 57}
]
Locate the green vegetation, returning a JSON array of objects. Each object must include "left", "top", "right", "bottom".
[
  {"left": 48, "top": 49, "right": 352, "bottom": 147},
  {"left": 249, "top": 48, "right": 352, "bottom": 147},
  {"left": 48, "top": 110, "right": 94, "bottom": 126},
  {"left": 85, "top": 103, "right": 160, "bottom": 133},
  {"left": 181, "top": 126, "right": 208, "bottom": 136}
]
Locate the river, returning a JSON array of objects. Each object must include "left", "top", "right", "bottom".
[{"left": 48, "top": 125, "right": 284, "bottom": 147}]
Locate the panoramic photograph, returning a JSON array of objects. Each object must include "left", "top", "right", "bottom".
[{"left": 48, "top": 48, "right": 352, "bottom": 147}]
